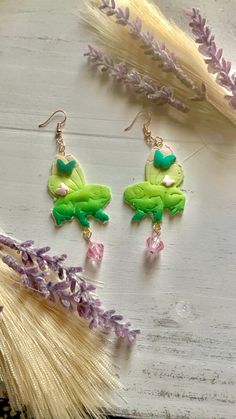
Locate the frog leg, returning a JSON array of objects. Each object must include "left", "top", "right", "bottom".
[
  {"left": 168, "top": 192, "right": 186, "bottom": 216},
  {"left": 152, "top": 198, "right": 164, "bottom": 222},
  {"left": 52, "top": 201, "right": 75, "bottom": 226},
  {"left": 94, "top": 209, "right": 109, "bottom": 223},
  {"left": 132, "top": 210, "right": 146, "bottom": 222},
  {"left": 74, "top": 210, "right": 90, "bottom": 228}
]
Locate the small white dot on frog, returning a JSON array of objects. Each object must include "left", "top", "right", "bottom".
[{"left": 175, "top": 301, "right": 193, "bottom": 319}]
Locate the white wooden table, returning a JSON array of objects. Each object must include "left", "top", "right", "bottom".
[{"left": 0, "top": 1, "right": 236, "bottom": 418}]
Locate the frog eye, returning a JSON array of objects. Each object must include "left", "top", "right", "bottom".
[{"left": 133, "top": 185, "right": 144, "bottom": 198}]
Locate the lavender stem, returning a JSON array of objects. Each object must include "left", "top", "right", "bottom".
[
  {"left": 0, "top": 234, "right": 140, "bottom": 344},
  {"left": 98, "top": 0, "right": 205, "bottom": 100},
  {"left": 85, "top": 45, "right": 189, "bottom": 113},
  {"left": 188, "top": 8, "right": 236, "bottom": 109}
]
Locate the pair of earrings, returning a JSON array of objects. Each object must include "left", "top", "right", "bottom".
[{"left": 39, "top": 110, "right": 186, "bottom": 262}]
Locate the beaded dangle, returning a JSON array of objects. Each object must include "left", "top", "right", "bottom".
[
  {"left": 124, "top": 111, "right": 186, "bottom": 254},
  {"left": 39, "top": 110, "right": 111, "bottom": 261}
]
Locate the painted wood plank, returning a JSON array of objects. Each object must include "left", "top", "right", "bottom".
[{"left": 0, "top": 0, "right": 236, "bottom": 417}]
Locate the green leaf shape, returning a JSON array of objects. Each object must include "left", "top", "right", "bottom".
[
  {"left": 48, "top": 155, "right": 86, "bottom": 197},
  {"left": 57, "top": 159, "right": 77, "bottom": 176},
  {"left": 48, "top": 175, "right": 79, "bottom": 198},
  {"left": 145, "top": 161, "right": 184, "bottom": 187},
  {"left": 51, "top": 155, "right": 86, "bottom": 188},
  {"left": 154, "top": 150, "right": 176, "bottom": 170}
]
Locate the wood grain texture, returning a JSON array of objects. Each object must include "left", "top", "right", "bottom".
[{"left": 0, "top": 0, "right": 236, "bottom": 418}]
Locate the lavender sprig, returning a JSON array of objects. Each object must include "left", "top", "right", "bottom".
[
  {"left": 85, "top": 45, "right": 189, "bottom": 113},
  {"left": 189, "top": 8, "right": 236, "bottom": 109},
  {"left": 3, "top": 254, "right": 50, "bottom": 297},
  {"left": 98, "top": 0, "right": 205, "bottom": 100},
  {"left": 0, "top": 234, "right": 140, "bottom": 343},
  {"left": 0, "top": 235, "right": 68, "bottom": 271}
]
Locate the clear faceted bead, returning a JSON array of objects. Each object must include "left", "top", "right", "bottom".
[
  {"left": 86, "top": 241, "right": 104, "bottom": 261},
  {"left": 146, "top": 233, "right": 164, "bottom": 254}
]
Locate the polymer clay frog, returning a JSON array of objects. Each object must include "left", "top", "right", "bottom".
[
  {"left": 48, "top": 155, "right": 111, "bottom": 228},
  {"left": 124, "top": 147, "right": 186, "bottom": 223}
]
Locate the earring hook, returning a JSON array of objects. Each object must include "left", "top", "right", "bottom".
[
  {"left": 38, "top": 110, "right": 67, "bottom": 155},
  {"left": 124, "top": 111, "right": 152, "bottom": 132},
  {"left": 38, "top": 110, "right": 67, "bottom": 131},
  {"left": 124, "top": 110, "right": 163, "bottom": 148}
]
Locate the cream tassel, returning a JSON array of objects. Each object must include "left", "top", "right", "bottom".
[{"left": 0, "top": 260, "right": 118, "bottom": 419}]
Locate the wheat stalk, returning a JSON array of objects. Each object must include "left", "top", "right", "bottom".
[{"left": 82, "top": 0, "right": 236, "bottom": 128}]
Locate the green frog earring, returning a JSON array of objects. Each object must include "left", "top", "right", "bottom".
[
  {"left": 39, "top": 110, "right": 111, "bottom": 261},
  {"left": 124, "top": 111, "right": 186, "bottom": 255}
]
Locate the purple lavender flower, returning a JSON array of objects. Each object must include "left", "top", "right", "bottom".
[
  {"left": 0, "top": 234, "right": 140, "bottom": 343},
  {"left": 98, "top": 0, "right": 205, "bottom": 100},
  {"left": 85, "top": 45, "right": 189, "bottom": 113},
  {"left": 2, "top": 254, "right": 50, "bottom": 297},
  {"left": 188, "top": 8, "right": 236, "bottom": 108}
]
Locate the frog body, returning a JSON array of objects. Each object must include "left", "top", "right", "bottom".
[
  {"left": 124, "top": 147, "right": 186, "bottom": 223},
  {"left": 48, "top": 155, "right": 111, "bottom": 228},
  {"left": 124, "top": 182, "right": 185, "bottom": 222}
]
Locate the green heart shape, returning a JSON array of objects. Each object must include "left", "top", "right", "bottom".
[
  {"left": 57, "top": 159, "right": 77, "bottom": 176},
  {"left": 154, "top": 150, "right": 176, "bottom": 170}
]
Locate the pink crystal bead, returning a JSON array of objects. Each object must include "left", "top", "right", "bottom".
[
  {"left": 86, "top": 241, "right": 104, "bottom": 261},
  {"left": 146, "top": 233, "right": 164, "bottom": 254}
]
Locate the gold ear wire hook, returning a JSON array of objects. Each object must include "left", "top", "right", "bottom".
[
  {"left": 124, "top": 111, "right": 163, "bottom": 148},
  {"left": 38, "top": 109, "right": 67, "bottom": 131},
  {"left": 38, "top": 110, "right": 67, "bottom": 155},
  {"left": 124, "top": 111, "right": 151, "bottom": 132}
]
